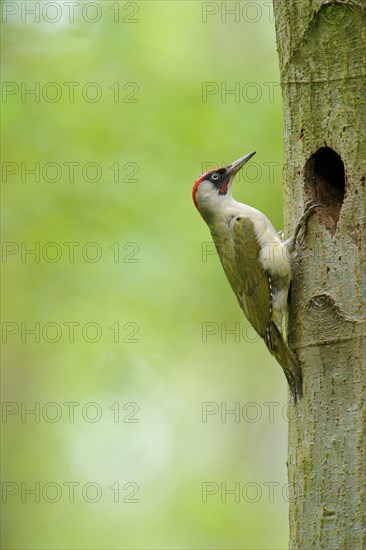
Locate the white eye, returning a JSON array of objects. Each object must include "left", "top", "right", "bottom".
[{"left": 211, "top": 173, "right": 220, "bottom": 181}]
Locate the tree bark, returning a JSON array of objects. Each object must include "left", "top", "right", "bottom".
[{"left": 273, "top": 1, "right": 366, "bottom": 548}]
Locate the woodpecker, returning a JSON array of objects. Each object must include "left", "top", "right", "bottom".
[{"left": 193, "top": 151, "right": 318, "bottom": 402}]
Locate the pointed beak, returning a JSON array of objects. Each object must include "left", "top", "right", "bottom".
[{"left": 225, "top": 151, "right": 256, "bottom": 176}]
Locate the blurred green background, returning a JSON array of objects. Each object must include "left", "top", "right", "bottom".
[{"left": 2, "top": 1, "right": 290, "bottom": 548}]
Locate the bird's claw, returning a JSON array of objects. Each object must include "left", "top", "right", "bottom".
[
  {"left": 304, "top": 201, "right": 322, "bottom": 216},
  {"left": 278, "top": 229, "right": 285, "bottom": 242},
  {"left": 294, "top": 202, "right": 321, "bottom": 248}
]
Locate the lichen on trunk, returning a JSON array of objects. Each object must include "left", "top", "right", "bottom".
[{"left": 273, "top": 1, "right": 366, "bottom": 548}]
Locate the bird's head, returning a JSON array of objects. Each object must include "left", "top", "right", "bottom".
[{"left": 192, "top": 151, "right": 256, "bottom": 220}]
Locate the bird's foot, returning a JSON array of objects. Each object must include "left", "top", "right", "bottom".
[
  {"left": 278, "top": 229, "right": 286, "bottom": 242},
  {"left": 294, "top": 201, "right": 321, "bottom": 249}
]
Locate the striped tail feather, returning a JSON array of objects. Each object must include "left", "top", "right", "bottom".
[{"left": 265, "top": 322, "right": 303, "bottom": 403}]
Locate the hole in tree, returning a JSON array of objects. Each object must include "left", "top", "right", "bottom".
[{"left": 304, "top": 147, "right": 345, "bottom": 235}]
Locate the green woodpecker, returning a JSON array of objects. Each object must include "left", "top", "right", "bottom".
[{"left": 192, "top": 151, "right": 317, "bottom": 402}]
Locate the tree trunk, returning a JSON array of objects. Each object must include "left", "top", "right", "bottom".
[{"left": 273, "top": 1, "right": 366, "bottom": 548}]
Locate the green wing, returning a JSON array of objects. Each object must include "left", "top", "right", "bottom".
[{"left": 231, "top": 217, "right": 271, "bottom": 338}]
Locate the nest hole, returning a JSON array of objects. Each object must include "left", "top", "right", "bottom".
[{"left": 304, "top": 148, "right": 345, "bottom": 235}]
